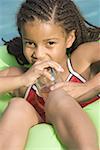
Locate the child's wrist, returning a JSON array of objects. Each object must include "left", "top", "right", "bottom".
[
  {"left": 19, "top": 75, "right": 28, "bottom": 87},
  {"left": 86, "top": 74, "right": 100, "bottom": 95}
]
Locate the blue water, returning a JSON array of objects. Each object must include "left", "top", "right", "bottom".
[{"left": 0, "top": 0, "right": 100, "bottom": 45}]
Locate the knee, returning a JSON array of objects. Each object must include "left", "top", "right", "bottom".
[
  {"left": 47, "top": 89, "right": 67, "bottom": 103},
  {"left": 46, "top": 89, "right": 73, "bottom": 109},
  {"left": 8, "top": 97, "right": 27, "bottom": 110},
  {"left": 10, "top": 97, "right": 25, "bottom": 103},
  {"left": 45, "top": 89, "right": 76, "bottom": 118},
  {"left": 5, "top": 97, "right": 39, "bottom": 126},
  {"left": 45, "top": 89, "right": 73, "bottom": 120},
  {"left": 8, "top": 97, "right": 34, "bottom": 117},
  {"left": 45, "top": 89, "right": 62, "bottom": 110}
]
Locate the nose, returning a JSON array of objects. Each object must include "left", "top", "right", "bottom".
[{"left": 34, "top": 46, "right": 46, "bottom": 60}]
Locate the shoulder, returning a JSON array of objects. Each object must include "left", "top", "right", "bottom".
[
  {"left": 72, "top": 41, "right": 100, "bottom": 64},
  {"left": 77, "top": 41, "right": 99, "bottom": 52},
  {"left": 74, "top": 41, "right": 99, "bottom": 55}
]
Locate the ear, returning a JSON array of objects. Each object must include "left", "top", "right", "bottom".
[{"left": 66, "top": 30, "right": 76, "bottom": 48}]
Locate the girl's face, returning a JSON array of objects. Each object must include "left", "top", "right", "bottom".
[{"left": 22, "top": 19, "right": 74, "bottom": 70}]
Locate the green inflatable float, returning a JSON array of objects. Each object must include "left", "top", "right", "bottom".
[{"left": 0, "top": 45, "right": 100, "bottom": 149}]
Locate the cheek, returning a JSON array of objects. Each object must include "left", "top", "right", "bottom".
[
  {"left": 23, "top": 48, "right": 32, "bottom": 63},
  {"left": 53, "top": 47, "right": 66, "bottom": 62}
]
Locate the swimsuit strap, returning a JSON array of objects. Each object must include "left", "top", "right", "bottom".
[{"left": 67, "top": 58, "right": 86, "bottom": 83}]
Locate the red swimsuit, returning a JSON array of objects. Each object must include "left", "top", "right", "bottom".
[{"left": 25, "top": 58, "right": 100, "bottom": 121}]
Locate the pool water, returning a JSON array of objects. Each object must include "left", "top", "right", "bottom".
[{"left": 0, "top": 0, "right": 100, "bottom": 45}]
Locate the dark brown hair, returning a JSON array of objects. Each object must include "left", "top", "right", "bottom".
[
  {"left": 5, "top": 0, "right": 100, "bottom": 65},
  {"left": 2, "top": 37, "right": 29, "bottom": 65},
  {"left": 17, "top": 0, "right": 100, "bottom": 53}
]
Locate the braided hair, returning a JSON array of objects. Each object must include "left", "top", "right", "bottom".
[
  {"left": 17, "top": 0, "right": 100, "bottom": 53},
  {"left": 2, "top": 37, "right": 29, "bottom": 65}
]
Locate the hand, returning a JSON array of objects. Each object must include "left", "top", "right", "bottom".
[
  {"left": 50, "top": 81, "right": 89, "bottom": 102},
  {"left": 10, "top": 86, "right": 28, "bottom": 97},
  {"left": 21, "top": 60, "right": 64, "bottom": 87}
]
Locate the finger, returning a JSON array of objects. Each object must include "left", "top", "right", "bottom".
[
  {"left": 47, "top": 60, "right": 64, "bottom": 72},
  {"left": 43, "top": 69, "right": 52, "bottom": 80},
  {"left": 50, "top": 82, "right": 64, "bottom": 90},
  {"left": 34, "top": 60, "right": 41, "bottom": 65},
  {"left": 41, "top": 70, "right": 55, "bottom": 82},
  {"left": 34, "top": 60, "right": 64, "bottom": 72}
]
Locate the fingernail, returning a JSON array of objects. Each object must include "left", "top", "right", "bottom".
[
  {"left": 50, "top": 86, "right": 54, "bottom": 90},
  {"left": 58, "top": 66, "right": 64, "bottom": 72},
  {"left": 51, "top": 76, "right": 55, "bottom": 81}
]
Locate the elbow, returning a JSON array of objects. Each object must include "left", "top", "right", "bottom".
[{"left": 95, "top": 72, "right": 100, "bottom": 93}]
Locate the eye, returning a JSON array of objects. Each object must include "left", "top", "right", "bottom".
[
  {"left": 48, "top": 41, "right": 55, "bottom": 45},
  {"left": 47, "top": 41, "right": 56, "bottom": 48},
  {"left": 23, "top": 40, "right": 36, "bottom": 48}
]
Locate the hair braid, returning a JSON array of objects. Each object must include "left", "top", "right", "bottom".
[
  {"left": 17, "top": 0, "right": 56, "bottom": 32},
  {"left": 2, "top": 37, "right": 29, "bottom": 65},
  {"left": 27, "top": 0, "right": 51, "bottom": 18},
  {"left": 53, "top": 0, "right": 100, "bottom": 52}
]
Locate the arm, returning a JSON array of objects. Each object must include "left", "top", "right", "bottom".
[
  {"left": 50, "top": 72, "right": 100, "bottom": 102},
  {"left": 62, "top": 41, "right": 100, "bottom": 101},
  {"left": 0, "top": 60, "right": 64, "bottom": 94},
  {"left": 72, "top": 42, "right": 100, "bottom": 101},
  {"left": 0, "top": 67, "right": 25, "bottom": 94},
  {"left": 76, "top": 72, "right": 100, "bottom": 102},
  {"left": 72, "top": 41, "right": 100, "bottom": 65}
]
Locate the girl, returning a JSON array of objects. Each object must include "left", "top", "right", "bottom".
[{"left": 0, "top": 0, "right": 100, "bottom": 150}]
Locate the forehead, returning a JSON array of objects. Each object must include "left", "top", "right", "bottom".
[{"left": 22, "top": 20, "right": 67, "bottom": 40}]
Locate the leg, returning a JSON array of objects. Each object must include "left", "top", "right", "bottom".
[
  {"left": 0, "top": 97, "right": 42, "bottom": 150},
  {"left": 45, "top": 89, "right": 99, "bottom": 150}
]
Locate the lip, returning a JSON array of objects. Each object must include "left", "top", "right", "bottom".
[{"left": 31, "top": 57, "right": 37, "bottom": 64}]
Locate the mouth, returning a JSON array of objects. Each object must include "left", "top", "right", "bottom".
[{"left": 31, "top": 57, "right": 37, "bottom": 64}]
